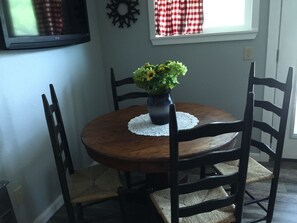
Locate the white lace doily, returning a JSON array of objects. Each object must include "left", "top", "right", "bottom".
[{"left": 128, "top": 112, "right": 199, "bottom": 136}]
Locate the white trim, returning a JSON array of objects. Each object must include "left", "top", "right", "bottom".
[
  {"left": 291, "top": 82, "right": 297, "bottom": 138},
  {"left": 150, "top": 30, "right": 258, "bottom": 45},
  {"left": 251, "top": 0, "right": 260, "bottom": 29},
  {"left": 262, "top": 0, "right": 282, "bottom": 162},
  {"left": 265, "top": 0, "right": 282, "bottom": 79},
  {"left": 33, "top": 194, "right": 63, "bottom": 223},
  {"left": 148, "top": 0, "right": 260, "bottom": 45}
]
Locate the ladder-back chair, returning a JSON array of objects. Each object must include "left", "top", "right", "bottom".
[
  {"left": 214, "top": 62, "right": 293, "bottom": 222},
  {"left": 150, "top": 93, "right": 254, "bottom": 223},
  {"left": 42, "top": 84, "right": 126, "bottom": 222}
]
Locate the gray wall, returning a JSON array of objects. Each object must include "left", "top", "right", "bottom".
[
  {"left": 0, "top": 1, "right": 109, "bottom": 222},
  {"left": 98, "top": 0, "right": 270, "bottom": 119}
]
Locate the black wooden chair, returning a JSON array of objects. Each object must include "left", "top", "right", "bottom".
[
  {"left": 42, "top": 84, "right": 126, "bottom": 223},
  {"left": 214, "top": 62, "right": 293, "bottom": 223},
  {"left": 150, "top": 93, "right": 254, "bottom": 223},
  {"left": 111, "top": 67, "right": 148, "bottom": 188}
]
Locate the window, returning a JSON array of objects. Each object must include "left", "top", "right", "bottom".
[
  {"left": 148, "top": 0, "right": 260, "bottom": 45},
  {"left": 293, "top": 93, "right": 297, "bottom": 136}
]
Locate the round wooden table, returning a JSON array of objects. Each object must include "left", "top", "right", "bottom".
[{"left": 81, "top": 103, "right": 237, "bottom": 174}]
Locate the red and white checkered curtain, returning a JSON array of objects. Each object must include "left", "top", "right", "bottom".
[
  {"left": 33, "top": 0, "right": 64, "bottom": 35},
  {"left": 155, "top": 0, "right": 203, "bottom": 36}
]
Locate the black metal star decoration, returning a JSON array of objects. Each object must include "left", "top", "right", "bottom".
[{"left": 106, "top": 0, "right": 140, "bottom": 28}]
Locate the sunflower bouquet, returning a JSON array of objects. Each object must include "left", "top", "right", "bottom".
[{"left": 132, "top": 60, "right": 187, "bottom": 95}]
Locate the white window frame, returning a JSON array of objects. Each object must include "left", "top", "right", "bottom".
[
  {"left": 293, "top": 92, "right": 297, "bottom": 137},
  {"left": 148, "top": 0, "right": 260, "bottom": 45}
]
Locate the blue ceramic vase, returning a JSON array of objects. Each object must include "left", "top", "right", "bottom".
[{"left": 147, "top": 91, "right": 173, "bottom": 125}]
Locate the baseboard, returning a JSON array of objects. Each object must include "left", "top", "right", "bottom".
[{"left": 33, "top": 194, "right": 63, "bottom": 223}]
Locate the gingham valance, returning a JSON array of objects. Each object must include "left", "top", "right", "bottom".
[{"left": 155, "top": 0, "right": 203, "bottom": 36}]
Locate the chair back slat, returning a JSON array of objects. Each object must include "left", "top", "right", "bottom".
[
  {"left": 178, "top": 121, "right": 243, "bottom": 141},
  {"left": 254, "top": 100, "right": 282, "bottom": 116},
  {"left": 253, "top": 76, "right": 288, "bottom": 90},
  {"left": 115, "top": 76, "right": 134, "bottom": 86},
  {"left": 117, "top": 92, "right": 148, "bottom": 102},
  {"left": 251, "top": 139, "right": 275, "bottom": 157},
  {"left": 179, "top": 195, "right": 237, "bottom": 218},
  {"left": 111, "top": 67, "right": 148, "bottom": 110},
  {"left": 253, "top": 120, "right": 279, "bottom": 140},
  {"left": 169, "top": 92, "right": 254, "bottom": 222},
  {"left": 180, "top": 173, "right": 239, "bottom": 194},
  {"left": 179, "top": 147, "right": 241, "bottom": 170}
]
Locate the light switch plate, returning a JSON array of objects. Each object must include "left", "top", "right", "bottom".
[{"left": 244, "top": 47, "right": 253, "bottom": 60}]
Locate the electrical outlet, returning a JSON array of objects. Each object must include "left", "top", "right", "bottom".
[
  {"left": 244, "top": 47, "right": 253, "bottom": 60},
  {"left": 13, "top": 185, "right": 24, "bottom": 205}
]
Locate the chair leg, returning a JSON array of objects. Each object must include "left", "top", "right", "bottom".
[
  {"left": 147, "top": 194, "right": 163, "bottom": 223},
  {"left": 76, "top": 203, "right": 84, "bottom": 221},
  {"left": 200, "top": 166, "right": 206, "bottom": 179},
  {"left": 65, "top": 202, "right": 76, "bottom": 223},
  {"left": 124, "top": 171, "right": 132, "bottom": 188},
  {"left": 118, "top": 187, "right": 129, "bottom": 223},
  {"left": 266, "top": 178, "right": 279, "bottom": 223}
]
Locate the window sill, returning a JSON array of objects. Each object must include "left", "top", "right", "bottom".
[{"left": 150, "top": 29, "right": 258, "bottom": 46}]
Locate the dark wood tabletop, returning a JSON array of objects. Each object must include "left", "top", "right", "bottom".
[{"left": 81, "top": 103, "right": 237, "bottom": 173}]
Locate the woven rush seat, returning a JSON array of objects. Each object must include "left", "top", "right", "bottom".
[
  {"left": 214, "top": 157, "right": 273, "bottom": 184},
  {"left": 150, "top": 187, "right": 236, "bottom": 223},
  {"left": 69, "top": 164, "right": 122, "bottom": 204}
]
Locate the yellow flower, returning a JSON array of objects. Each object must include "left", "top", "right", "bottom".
[
  {"left": 146, "top": 70, "right": 155, "bottom": 81},
  {"left": 157, "top": 67, "right": 166, "bottom": 73}
]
